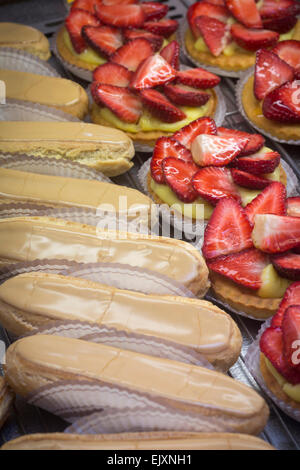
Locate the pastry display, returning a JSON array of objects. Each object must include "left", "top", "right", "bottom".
[
  {"left": 56, "top": 0, "right": 178, "bottom": 73},
  {"left": 240, "top": 43, "right": 300, "bottom": 141},
  {"left": 0, "top": 216, "right": 209, "bottom": 297},
  {"left": 0, "top": 69, "right": 89, "bottom": 119},
  {"left": 4, "top": 334, "right": 269, "bottom": 435},
  {"left": 0, "top": 22, "right": 50, "bottom": 60},
  {"left": 147, "top": 117, "right": 286, "bottom": 221},
  {"left": 0, "top": 272, "right": 241, "bottom": 370},
  {"left": 0, "top": 376, "right": 14, "bottom": 431},
  {"left": 0, "top": 122, "right": 135, "bottom": 176},
  {"left": 90, "top": 42, "right": 220, "bottom": 147},
  {"left": 184, "top": 0, "right": 300, "bottom": 75},
  {"left": 1, "top": 432, "right": 275, "bottom": 450}
]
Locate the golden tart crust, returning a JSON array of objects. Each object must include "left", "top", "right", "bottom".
[
  {"left": 185, "top": 20, "right": 300, "bottom": 73},
  {"left": 242, "top": 75, "right": 300, "bottom": 142},
  {"left": 56, "top": 26, "right": 98, "bottom": 71}
]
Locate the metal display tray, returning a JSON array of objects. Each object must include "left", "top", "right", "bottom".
[{"left": 0, "top": 0, "right": 300, "bottom": 450}]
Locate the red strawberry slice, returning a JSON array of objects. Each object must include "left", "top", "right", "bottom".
[
  {"left": 82, "top": 25, "right": 122, "bottom": 58},
  {"left": 192, "top": 167, "right": 241, "bottom": 205},
  {"left": 263, "top": 80, "right": 300, "bottom": 123},
  {"left": 262, "top": 14, "right": 297, "bottom": 34},
  {"left": 252, "top": 214, "right": 300, "bottom": 253},
  {"left": 150, "top": 137, "right": 193, "bottom": 184},
  {"left": 71, "top": 0, "right": 100, "bottom": 13},
  {"left": 272, "top": 253, "right": 300, "bottom": 280},
  {"left": 231, "top": 168, "right": 271, "bottom": 190},
  {"left": 94, "top": 3, "right": 145, "bottom": 28},
  {"left": 216, "top": 127, "right": 251, "bottom": 154},
  {"left": 260, "top": 326, "right": 300, "bottom": 385},
  {"left": 110, "top": 39, "right": 154, "bottom": 72},
  {"left": 194, "top": 16, "right": 231, "bottom": 57},
  {"left": 141, "top": 1, "right": 169, "bottom": 21},
  {"left": 287, "top": 197, "right": 300, "bottom": 218},
  {"left": 230, "top": 24, "right": 279, "bottom": 52},
  {"left": 273, "top": 41, "right": 300, "bottom": 79},
  {"left": 206, "top": 0, "right": 226, "bottom": 4},
  {"left": 208, "top": 248, "right": 269, "bottom": 290},
  {"left": 254, "top": 49, "right": 294, "bottom": 101},
  {"left": 245, "top": 182, "right": 286, "bottom": 225},
  {"left": 282, "top": 305, "right": 300, "bottom": 369},
  {"left": 272, "top": 282, "right": 300, "bottom": 327},
  {"left": 65, "top": 8, "right": 100, "bottom": 54},
  {"left": 239, "top": 134, "right": 265, "bottom": 157},
  {"left": 143, "top": 19, "right": 179, "bottom": 38},
  {"left": 91, "top": 83, "right": 142, "bottom": 123},
  {"left": 130, "top": 55, "right": 177, "bottom": 90},
  {"left": 203, "top": 198, "right": 253, "bottom": 260},
  {"left": 173, "top": 117, "right": 217, "bottom": 149},
  {"left": 123, "top": 29, "right": 163, "bottom": 52},
  {"left": 160, "top": 41, "right": 180, "bottom": 70},
  {"left": 235, "top": 149, "right": 281, "bottom": 175},
  {"left": 191, "top": 134, "right": 245, "bottom": 167},
  {"left": 139, "top": 88, "right": 186, "bottom": 123},
  {"left": 163, "top": 84, "right": 210, "bottom": 107},
  {"left": 225, "top": 0, "right": 263, "bottom": 29},
  {"left": 176, "top": 68, "right": 220, "bottom": 89},
  {"left": 259, "top": 0, "right": 299, "bottom": 19},
  {"left": 162, "top": 157, "right": 199, "bottom": 203},
  {"left": 187, "top": 1, "right": 229, "bottom": 38},
  {"left": 102, "top": 0, "right": 137, "bottom": 4},
  {"left": 92, "top": 62, "right": 132, "bottom": 86}
]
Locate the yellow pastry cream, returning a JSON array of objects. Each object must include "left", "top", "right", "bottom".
[
  {"left": 63, "top": 27, "right": 106, "bottom": 66},
  {"left": 263, "top": 356, "right": 300, "bottom": 403},
  {"left": 258, "top": 264, "right": 291, "bottom": 299}
]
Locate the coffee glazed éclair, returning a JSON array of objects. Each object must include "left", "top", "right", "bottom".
[
  {"left": 4, "top": 335, "right": 269, "bottom": 435},
  {"left": 0, "top": 272, "right": 241, "bottom": 371},
  {"left": 0, "top": 22, "right": 50, "bottom": 60}
]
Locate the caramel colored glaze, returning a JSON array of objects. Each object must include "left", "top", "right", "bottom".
[
  {"left": 0, "top": 22, "right": 50, "bottom": 60},
  {"left": 1, "top": 432, "right": 275, "bottom": 450}
]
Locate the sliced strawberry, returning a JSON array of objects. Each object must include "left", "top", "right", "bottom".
[
  {"left": 216, "top": 127, "right": 251, "bottom": 154},
  {"left": 160, "top": 41, "right": 180, "bottom": 70},
  {"left": 230, "top": 24, "right": 279, "bottom": 52},
  {"left": 259, "top": 0, "right": 299, "bottom": 19},
  {"left": 260, "top": 326, "right": 300, "bottom": 384},
  {"left": 263, "top": 80, "right": 300, "bottom": 123},
  {"left": 176, "top": 68, "right": 220, "bottom": 89},
  {"left": 272, "top": 282, "right": 300, "bottom": 327},
  {"left": 163, "top": 84, "right": 210, "bottom": 107},
  {"left": 225, "top": 0, "right": 263, "bottom": 29},
  {"left": 287, "top": 197, "right": 300, "bottom": 218},
  {"left": 273, "top": 41, "right": 300, "bottom": 79},
  {"left": 150, "top": 137, "right": 193, "bottom": 184},
  {"left": 254, "top": 49, "right": 294, "bottom": 101},
  {"left": 102, "top": 0, "right": 137, "bottom": 4},
  {"left": 272, "top": 253, "right": 300, "bottom": 280},
  {"left": 252, "top": 214, "right": 300, "bottom": 253},
  {"left": 95, "top": 3, "right": 145, "bottom": 28},
  {"left": 173, "top": 117, "right": 217, "bottom": 149},
  {"left": 262, "top": 14, "right": 297, "bottom": 34},
  {"left": 91, "top": 83, "right": 142, "bottom": 123},
  {"left": 245, "top": 182, "right": 287, "bottom": 226},
  {"left": 110, "top": 38, "right": 154, "bottom": 72},
  {"left": 92, "top": 62, "right": 132, "bottom": 86},
  {"left": 82, "top": 25, "right": 122, "bottom": 57},
  {"left": 192, "top": 167, "right": 241, "bottom": 205},
  {"left": 139, "top": 88, "right": 186, "bottom": 123},
  {"left": 187, "top": 1, "right": 229, "bottom": 38},
  {"left": 71, "top": 0, "right": 100, "bottom": 13},
  {"left": 143, "top": 19, "right": 179, "bottom": 38},
  {"left": 239, "top": 134, "right": 265, "bottom": 157},
  {"left": 141, "top": 1, "right": 169, "bottom": 21},
  {"left": 65, "top": 8, "right": 100, "bottom": 54},
  {"left": 208, "top": 248, "right": 269, "bottom": 290},
  {"left": 203, "top": 198, "right": 253, "bottom": 260},
  {"left": 282, "top": 305, "right": 300, "bottom": 369},
  {"left": 123, "top": 29, "right": 163, "bottom": 52},
  {"left": 231, "top": 168, "right": 271, "bottom": 189},
  {"left": 206, "top": 0, "right": 226, "bottom": 4},
  {"left": 194, "top": 16, "right": 231, "bottom": 57},
  {"left": 130, "top": 55, "right": 177, "bottom": 90},
  {"left": 162, "top": 157, "right": 199, "bottom": 203},
  {"left": 235, "top": 149, "right": 281, "bottom": 175},
  {"left": 191, "top": 134, "right": 245, "bottom": 167}
]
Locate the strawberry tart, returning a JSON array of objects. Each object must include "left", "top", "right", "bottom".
[
  {"left": 240, "top": 42, "right": 300, "bottom": 142},
  {"left": 184, "top": 0, "right": 300, "bottom": 75},
  {"left": 56, "top": 0, "right": 179, "bottom": 76}
]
